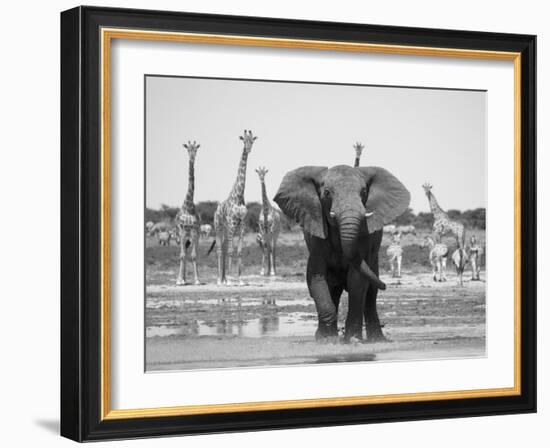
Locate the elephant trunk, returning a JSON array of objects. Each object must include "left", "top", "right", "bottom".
[
  {"left": 338, "top": 213, "right": 362, "bottom": 260},
  {"left": 358, "top": 259, "right": 386, "bottom": 290},
  {"left": 338, "top": 212, "right": 386, "bottom": 290}
]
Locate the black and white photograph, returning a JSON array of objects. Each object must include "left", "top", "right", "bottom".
[
  {"left": 54, "top": 3, "right": 538, "bottom": 443},
  {"left": 144, "top": 75, "right": 487, "bottom": 371}
]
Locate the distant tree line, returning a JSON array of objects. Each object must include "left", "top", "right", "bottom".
[
  {"left": 393, "top": 207, "right": 486, "bottom": 230},
  {"left": 145, "top": 202, "right": 295, "bottom": 233},
  {"left": 145, "top": 204, "right": 486, "bottom": 232}
]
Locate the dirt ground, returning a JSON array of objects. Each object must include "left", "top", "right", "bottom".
[{"left": 145, "top": 229, "right": 486, "bottom": 371}]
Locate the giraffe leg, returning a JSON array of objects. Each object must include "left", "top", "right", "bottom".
[
  {"left": 183, "top": 244, "right": 188, "bottom": 282},
  {"left": 430, "top": 259, "right": 437, "bottom": 282},
  {"left": 226, "top": 226, "right": 235, "bottom": 286},
  {"left": 260, "top": 240, "right": 266, "bottom": 276},
  {"left": 270, "top": 234, "right": 278, "bottom": 276},
  {"left": 176, "top": 228, "right": 187, "bottom": 286},
  {"left": 236, "top": 224, "right": 246, "bottom": 286},
  {"left": 268, "top": 236, "right": 275, "bottom": 277},
  {"left": 265, "top": 239, "right": 272, "bottom": 277},
  {"left": 215, "top": 226, "right": 224, "bottom": 286},
  {"left": 397, "top": 255, "right": 402, "bottom": 278},
  {"left": 442, "top": 257, "right": 447, "bottom": 281},
  {"left": 190, "top": 229, "right": 200, "bottom": 285}
]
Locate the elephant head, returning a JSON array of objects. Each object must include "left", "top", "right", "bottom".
[{"left": 274, "top": 165, "right": 410, "bottom": 288}]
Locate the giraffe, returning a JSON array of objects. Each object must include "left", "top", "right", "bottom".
[
  {"left": 424, "top": 236, "right": 448, "bottom": 282},
  {"left": 255, "top": 166, "right": 281, "bottom": 276},
  {"left": 175, "top": 141, "right": 201, "bottom": 286},
  {"left": 213, "top": 130, "right": 257, "bottom": 285},
  {"left": 422, "top": 182, "right": 465, "bottom": 248},
  {"left": 353, "top": 142, "right": 364, "bottom": 167},
  {"left": 467, "top": 234, "right": 483, "bottom": 281},
  {"left": 422, "top": 182, "right": 466, "bottom": 275},
  {"left": 386, "top": 232, "right": 403, "bottom": 278}
]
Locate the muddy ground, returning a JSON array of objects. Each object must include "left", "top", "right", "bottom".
[{"left": 145, "top": 230, "right": 486, "bottom": 371}]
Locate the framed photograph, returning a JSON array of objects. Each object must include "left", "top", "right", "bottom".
[{"left": 61, "top": 6, "right": 536, "bottom": 441}]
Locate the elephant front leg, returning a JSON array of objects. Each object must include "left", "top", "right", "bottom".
[
  {"left": 344, "top": 268, "right": 367, "bottom": 342},
  {"left": 307, "top": 260, "right": 338, "bottom": 341},
  {"left": 364, "top": 283, "right": 387, "bottom": 342}
]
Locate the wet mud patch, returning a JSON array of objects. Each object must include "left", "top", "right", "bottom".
[{"left": 145, "top": 271, "right": 486, "bottom": 371}]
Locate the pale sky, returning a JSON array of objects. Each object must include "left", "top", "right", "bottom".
[{"left": 145, "top": 75, "right": 486, "bottom": 213}]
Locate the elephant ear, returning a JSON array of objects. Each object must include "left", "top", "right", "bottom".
[
  {"left": 358, "top": 166, "right": 411, "bottom": 233},
  {"left": 274, "top": 166, "right": 328, "bottom": 239}
]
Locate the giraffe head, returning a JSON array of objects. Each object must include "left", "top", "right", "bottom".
[
  {"left": 255, "top": 166, "right": 268, "bottom": 182},
  {"left": 353, "top": 142, "right": 364, "bottom": 157},
  {"left": 183, "top": 140, "right": 200, "bottom": 160},
  {"left": 239, "top": 130, "right": 257, "bottom": 153},
  {"left": 422, "top": 182, "right": 433, "bottom": 196}
]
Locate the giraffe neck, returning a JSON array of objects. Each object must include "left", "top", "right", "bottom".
[
  {"left": 427, "top": 192, "right": 446, "bottom": 218},
  {"left": 354, "top": 156, "right": 361, "bottom": 168},
  {"left": 260, "top": 180, "right": 271, "bottom": 211},
  {"left": 260, "top": 180, "right": 271, "bottom": 225},
  {"left": 229, "top": 149, "right": 249, "bottom": 203},
  {"left": 183, "top": 156, "right": 195, "bottom": 211}
]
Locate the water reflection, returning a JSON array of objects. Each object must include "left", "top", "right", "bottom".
[
  {"left": 259, "top": 315, "right": 279, "bottom": 335},
  {"left": 146, "top": 295, "right": 317, "bottom": 339},
  {"left": 259, "top": 297, "right": 279, "bottom": 335}
]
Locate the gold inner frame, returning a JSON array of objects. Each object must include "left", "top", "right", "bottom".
[{"left": 100, "top": 27, "right": 522, "bottom": 421}]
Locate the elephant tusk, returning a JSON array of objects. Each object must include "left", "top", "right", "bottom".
[
  {"left": 365, "top": 211, "right": 374, "bottom": 218},
  {"left": 329, "top": 211, "right": 336, "bottom": 218}
]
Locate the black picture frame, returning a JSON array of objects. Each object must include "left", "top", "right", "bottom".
[{"left": 61, "top": 5, "right": 536, "bottom": 442}]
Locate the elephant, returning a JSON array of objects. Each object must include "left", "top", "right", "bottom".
[{"left": 274, "top": 165, "right": 410, "bottom": 342}]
